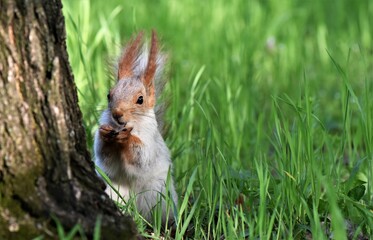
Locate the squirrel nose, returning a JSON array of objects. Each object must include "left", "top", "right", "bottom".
[{"left": 112, "top": 112, "right": 127, "bottom": 125}]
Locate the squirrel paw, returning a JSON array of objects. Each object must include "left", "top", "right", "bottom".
[
  {"left": 99, "top": 125, "right": 118, "bottom": 142},
  {"left": 116, "top": 127, "right": 133, "bottom": 143},
  {"left": 99, "top": 124, "right": 133, "bottom": 143}
]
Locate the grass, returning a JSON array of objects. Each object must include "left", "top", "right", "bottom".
[{"left": 62, "top": 0, "right": 373, "bottom": 239}]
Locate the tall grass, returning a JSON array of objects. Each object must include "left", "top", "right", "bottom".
[{"left": 62, "top": 0, "right": 373, "bottom": 239}]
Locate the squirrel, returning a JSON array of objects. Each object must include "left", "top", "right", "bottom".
[{"left": 93, "top": 31, "right": 177, "bottom": 224}]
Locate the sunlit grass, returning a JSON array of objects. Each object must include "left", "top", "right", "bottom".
[{"left": 62, "top": 0, "right": 373, "bottom": 239}]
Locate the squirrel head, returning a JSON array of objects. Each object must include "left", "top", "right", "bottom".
[{"left": 107, "top": 31, "right": 164, "bottom": 127}]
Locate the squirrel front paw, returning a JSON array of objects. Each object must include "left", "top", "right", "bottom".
[
  {"left": 99, "top": 124, "right": 118, "bottom": 142},
  {"left": 99, "top": 124, "right": 133, "bottom": 143},
  {"left": 116, "top": 127, "right": 133, "bottom": 143}
]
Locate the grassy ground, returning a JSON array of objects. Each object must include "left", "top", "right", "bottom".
[{"left": 62, "top": 0, "right": 373, "bottom": 239}]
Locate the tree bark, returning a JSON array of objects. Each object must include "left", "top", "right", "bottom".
[{"left": 0, "top": 0, "right": 137, "bottom": 239}]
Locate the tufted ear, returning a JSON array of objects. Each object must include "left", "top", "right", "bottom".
[
  {"left": 143, "top": 30, "right": 158, "bottom": 86},
  {"left": 117, "top": 31, "right": 144, "bottom": 80},
  {"left": 142, "top": 30, "right": 158, "bottom": 106}
]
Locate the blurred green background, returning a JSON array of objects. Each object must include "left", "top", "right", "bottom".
[{"left": 62, "top": 0, "right": 372, "bottom": 238}]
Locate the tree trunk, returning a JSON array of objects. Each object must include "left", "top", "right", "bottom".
[{"left": 0, "top": 0, "right": 137, "bottom": 239}]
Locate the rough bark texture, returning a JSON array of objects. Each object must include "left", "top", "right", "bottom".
[{"left": 0, "top": 0, "right": 137, "bottom": 239}]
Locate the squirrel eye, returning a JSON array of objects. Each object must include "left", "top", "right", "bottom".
[
  {"left": 107, "top": 93, "right": 111, "bottom": 101},
  {"left": 136, "top": 96, "right": 143, "bottom": 105}
]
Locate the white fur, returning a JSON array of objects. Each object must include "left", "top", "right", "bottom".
[
  {"left": 94, "top": 34, "right": 177, "bottom": 223},
  {"left": 94, "top": 108, "right": 177, "bottom": 222}
]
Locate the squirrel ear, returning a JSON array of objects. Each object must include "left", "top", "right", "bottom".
[
  {"left": 118, "top": 31, "right": 144, "bottom": 80},
  {"left": 142, "top": 30, "right": 158, "bottom": 106},
  {"left": 143, "top": 30, "right": 158, "bottom": 88}
]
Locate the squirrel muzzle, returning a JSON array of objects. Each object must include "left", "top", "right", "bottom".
[{"left": 111, "top": 107, "right": 128, "bottom": 125}]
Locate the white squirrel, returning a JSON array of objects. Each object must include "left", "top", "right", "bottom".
[{"left": 93, "top": 31, "right": 177, "bottom": 224}]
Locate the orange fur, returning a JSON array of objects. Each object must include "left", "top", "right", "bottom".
[
  {"left": 143, "top": 30, "right": 158, "bottom": 107},
  {"left": 99, "top": 125, "right": 142, "bottom": 166},
  {"left": 122, "top": 135, "right": 143, "bottom": 165},
  {"left": 118, "top": 32, "right": 144, "bottom": 79}
]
